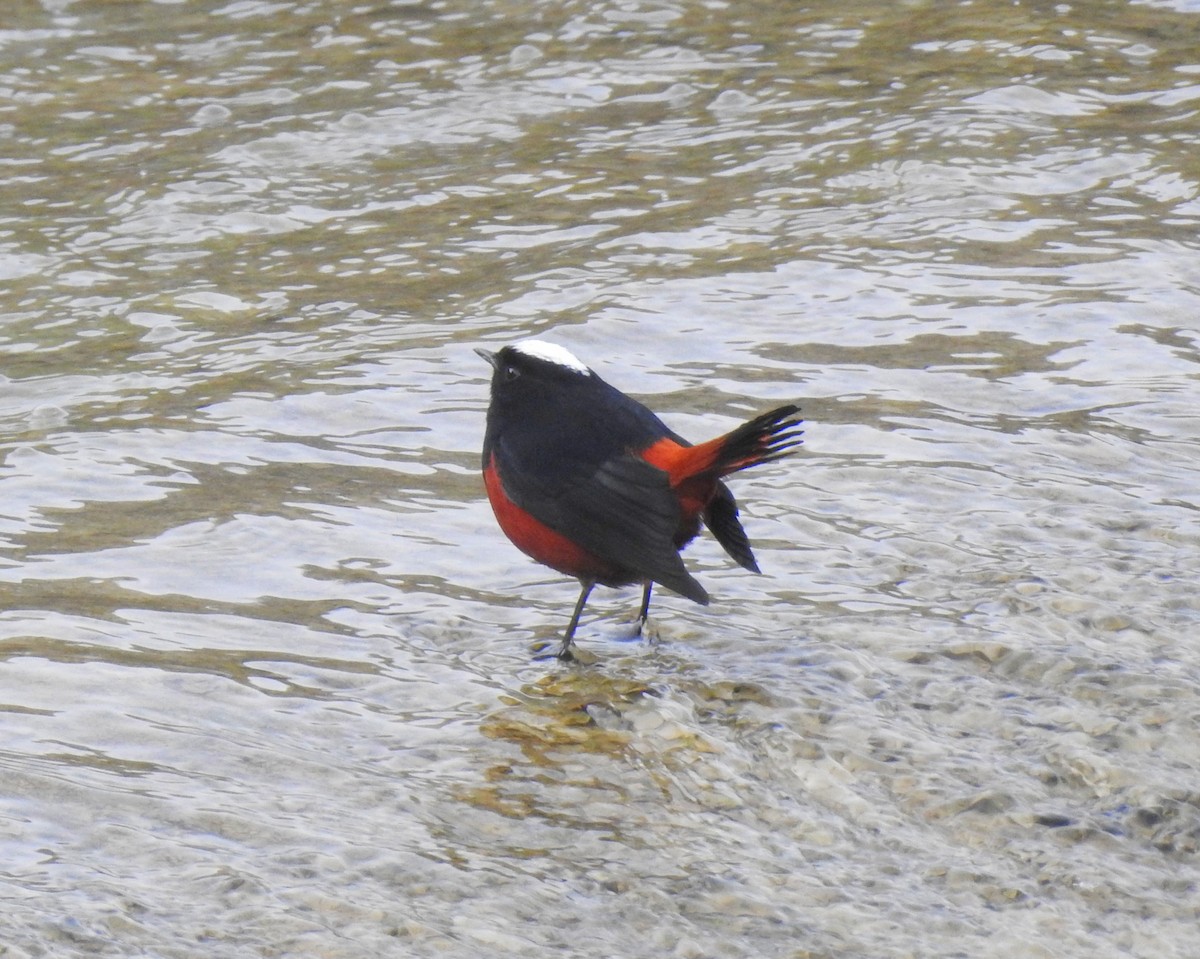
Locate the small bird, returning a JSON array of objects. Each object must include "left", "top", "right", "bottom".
[{"left": 477, "top": 339, "right": 803, "bottom": 661}]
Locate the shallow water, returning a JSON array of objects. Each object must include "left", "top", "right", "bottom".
[{"left": 3, "top": 0, "right": 1200, "bottom": 956}]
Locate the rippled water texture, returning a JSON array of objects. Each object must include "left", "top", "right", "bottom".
[{"left": 3, "top": 0, "right": 1200, "bottom": 955}]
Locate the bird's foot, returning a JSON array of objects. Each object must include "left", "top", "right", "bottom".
[
  {"left": 630, "top": 615, "right": 660, "bottom": 645},
  {"left": 531, "top": 638, "right": 580, "bottom": 663}
]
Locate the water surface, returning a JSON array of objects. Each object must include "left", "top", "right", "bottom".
[{"left": 2, "top": 1, "right": 1200, "bottom": 956}]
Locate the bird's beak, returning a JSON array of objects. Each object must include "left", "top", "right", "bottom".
[{"left": 475, "top": 347, "right": 500, "bottom": 370}]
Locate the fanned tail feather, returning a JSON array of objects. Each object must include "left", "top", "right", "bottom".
[{"left": 713, "top": 403, "right": 804, "bottom": 476}]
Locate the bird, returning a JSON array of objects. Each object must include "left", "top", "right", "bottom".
[{"left": 477, "top": 339, "right": 803, "bottom": 661}]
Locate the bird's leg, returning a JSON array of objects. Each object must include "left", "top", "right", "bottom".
[
  {"left": 634, "top": 581, "right": 653, "bottom": 635},
  {"left": 556, "top": 580, "right": 595, "bottom": 661}
]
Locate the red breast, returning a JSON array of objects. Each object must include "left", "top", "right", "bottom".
[{"left": 482, "top": 455, "right": 622, "bottom": 584}]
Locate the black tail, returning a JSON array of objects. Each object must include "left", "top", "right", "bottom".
[
  {"left": 715, "top": 404, "right": 804, "bottom": 476},
  {"left": 704, "top": 481, "right": 760, "bottom": 573},
  {"left": 702, "top": 404, "right": 802, "bottom": 571}
]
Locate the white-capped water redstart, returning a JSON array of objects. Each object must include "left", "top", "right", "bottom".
[{"left": 477, "top": 339, "right": 802, "bottom": 660}]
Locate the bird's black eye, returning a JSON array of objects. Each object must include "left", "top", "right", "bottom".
[{"left": 503, "top": 364, "right": 520, "bottom": 381}]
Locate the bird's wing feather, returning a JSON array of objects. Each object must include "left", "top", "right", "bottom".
[{"left": 496, "top": 443, "right": 708, "bottom": 604}]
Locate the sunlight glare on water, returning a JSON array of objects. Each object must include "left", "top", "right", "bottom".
[{"left": 2, "top": 0, "right": 1200, "bottom": 956}]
